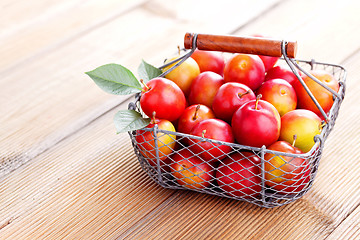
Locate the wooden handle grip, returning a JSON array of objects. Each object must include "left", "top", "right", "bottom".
[{"left": 184, "top": 33, "right": 297, "bottom": 58}]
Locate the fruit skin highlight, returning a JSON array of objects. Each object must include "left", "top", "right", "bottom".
[
  {"left": 212, "top": 82, "right": 256, "bottom": 123},
  {"left": 257, "top": 78, "right": 297, "bottom": 117},
  {"left": 188, "top": 71, "right": 225, "bottom": 108},
  {"left": 265, "top": 65, "right": 302, "bottom": 87},
  {"left": 140, "top": 77, "right": 186, "bottom": 122},
  {"left": 191, "top": 49, "right": 225, "bottom": 76},
  {"left": 177, "top": 104, "right": 215, "bottom": 135},
  {"left": 231, "top": 97, "right": 281, "bottom": 148},
  {"left": 293, "top": 69, "right": 339, "bottom": 119},
  {"left": 135, "top": 118, "right": 176, "bottom": 169},
  {"left": 163, "top": 56, "right": 200, "bottom": 96},
  {"left": 223, "top": 53, "right": 266, "bottom": 91},
  {"left": 279, "top": 109, "right": 322, "bottom": 153}
]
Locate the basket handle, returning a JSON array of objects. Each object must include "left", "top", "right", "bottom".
[{"left": 184, "top": 33, "right": 297, "bottom": 58}]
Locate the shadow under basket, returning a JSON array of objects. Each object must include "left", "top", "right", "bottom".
[{"left": 127, "top": 34, "right": 346, "bottom": 208}]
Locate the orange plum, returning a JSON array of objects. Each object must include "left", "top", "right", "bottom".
[{"left": 279, "top": 109, "right": 322, "bottom": 152}]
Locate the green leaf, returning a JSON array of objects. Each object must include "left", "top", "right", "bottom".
[
  {"left": 138, "top": 59, "right": 162, "bottom": 83},
  {"left": 85, "top": 63, "right": 142, "bottom": 95},
  {"left": 114, "top": 110, "right": 151, "bottom": 133}
]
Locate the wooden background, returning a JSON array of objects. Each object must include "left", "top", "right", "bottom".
[{"left": 1, "top": 0, "right": 359, "bottom": 239}]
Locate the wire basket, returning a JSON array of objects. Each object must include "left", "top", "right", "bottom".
[{"left": 128, "top": 33, "right": 346, "bottom": 208}]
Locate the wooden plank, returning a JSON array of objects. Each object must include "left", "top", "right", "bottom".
[
  {"left": 235, "top": 0, "right": 359, "bottom": 63},
  {"left": 0, "top": 0, "right": 281, "bottom": 174},
  {"left": 0, "top": 0, "right": 359, "bottom": 239},
  {"left": 0, "top": 0, "right": 148, "bottom": 172},
  {"left": 114, "top": 0, "right": 360, "bottom": 239},
  {"left": 0, "top": 0, "right": 147, "bottom": 72},
  {"left": 1, "top": 0, "right": 73, "bottom": 36},
  {"left": 119, "top": 193, "right": 333, "bottom": 240},
  {"left": 326, "top": 206, "right": 360, "bottom": 240},
  {"left": 230, "top": 0, "right": 360, "bottom": 230},
  {"left": 0, "top": 0, "right": 284, "bottom": 238},
  {"left": 0, "top": 102, "right": 177, "bottom": 239}
]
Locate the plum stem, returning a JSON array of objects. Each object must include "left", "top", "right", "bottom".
[
  {"left": 192, "top": 104, "right": 201, "bottom": 121},
  {"left": 255, "top": 94, "right": 262, "bottom": 110},
  {"left": 140, "top": 79, "right": 150, "bottom": 92},
  {"left": 151, "top": 111, "right": 157, "bottom": 124},
  {"left": 202, "top": 130, "right": 206, "bottom": 139},
  {"left": 238, "top": 90, "right": 251, "bottom": 98},
  {"left": 177, "top": 45, "right": 181, "bottom": 55},
  {"left": 292, "top": 134, "right": 297, "bottom": 147}
]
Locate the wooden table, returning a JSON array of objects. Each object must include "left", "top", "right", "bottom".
[{"left": 1, "top": 0, "right": 359, "bottom": 239}]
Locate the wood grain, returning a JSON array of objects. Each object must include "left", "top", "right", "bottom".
[
  {"left": 0, "top": 102, "right": 175, "bottom": 239},
  {"left": 1, "top": 0, "right": 360, "bottom": 239},
  {"left": 0, "top": 0, "right": 147, "bottom": 72},
  {"left": 326, "top": 206, "right": 360, "bottom": 240},
  {"left": 0, "top": 0, "right": 281, "bottom": 174}
]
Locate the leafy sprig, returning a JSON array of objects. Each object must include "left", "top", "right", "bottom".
[{"left": 85, "top": 60, "right": 162, "bottom": 132}]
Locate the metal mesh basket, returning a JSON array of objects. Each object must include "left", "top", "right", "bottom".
[{"left": 127, "top": 33, "right": 346, "bottom": 208}]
